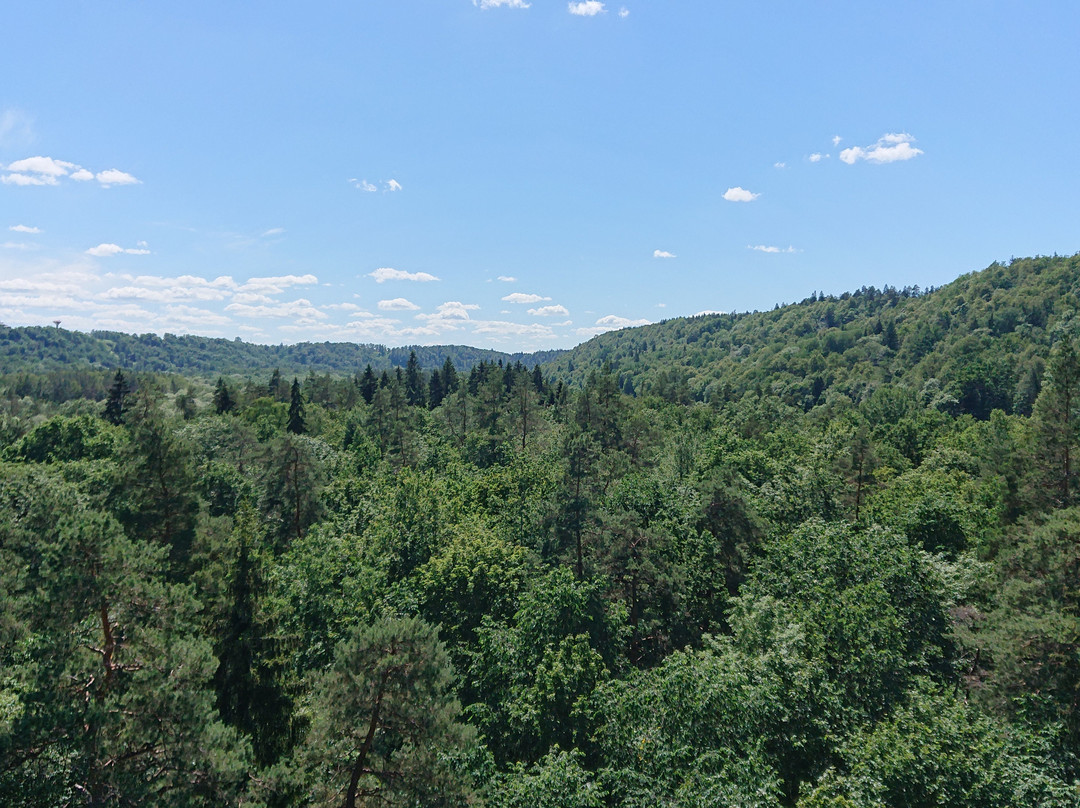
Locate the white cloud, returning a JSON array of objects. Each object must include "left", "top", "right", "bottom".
[
  {"left": 1, "top": 156, "right": 139, "bottom": 187},
  {"left": 694, "top": 309, "right": 725, "bottom": 316},
  {"left": 528, "top": 304, "right": 570, "bottom": 317},
  {"left": 225, "top": 298, "right": 327, "bottom": 320},
  {"left": 474, "top": 0, "right": 531, "bottom": 7},
  {"left": 9, "top": 225, "right": 41, "bottom": 234},
  {"left": 378, "top": 298, "right": 420, "bottom": 311},
  {"left": 832, "top": 135, "right": 843, "bottom": 146},
  {"left": 569, "top": 1, "right": 605, "bottom": 14},
  {"left": 618, "top": 6, "right": 629, "bottom": 17},
  {"left": 386, "top": 179, "right": 402, "bottom": 191},
  {"left": 497, "top": 275, "right": 517, "bottom": 282},
  {"left": 2, "top": 242, "right": 32, "bottom": 250},
  {"left": 239, "top": 274, "right": 318, "bottom": 294},
  {"left": 85, "top": 243, "right": 151, "bottom": 257},
  {"left": 350, "top": 178, "right": 378, "bottom": 192},
  {"left": 748, "top": 244, "right": 797, "bottom": 253},
  {"left": 575, "top": 314, "right": 650, "bottom": 337},
  {"left": 261, "top": 227, "right": 285, "bottom": 237},
  {"left": 472, "top": 320, "right": 557, "bottom": 340},
  {"left": 95, "top": 169, "right": 140, "bottom": 187},
  {"left": 160, "top": 304, "right": 233, "bottom": 328},
  {"left": 231, "top": 291, "right": 275, "bottom": 305},
  {"left": 839, "top": 133, "right": 923, "bottom": 165},
  {"left": 2, "top": 172, "right": 56, "bottom": 186},
  {"left": 723, "top": 186, "right": 759, "bottom": 202},
  {"left": 86, "top": 243, "right": 125, "bottom": 257},
  {"left": 774, "top": 162, "right": 786, "bottom": 169},
  {"left": 368, "top": 267, "right": 440, "bottom": 283},
  {"left": 596, "top": 314, "right": 650, "bottom": 327},
  {"left": 100, "top": 274, "right": 236, "bottom": 302},
  {"left": 502, "top": 292, "right": 550, "bottom": 303},
  {"left": 809, "top": 153, "right": 827, "bottom": 163},
  {"left": 7, "top": 156, "right": 75, "bottom": 177},
  {"left": 653, "top": 249, "right": 676, "bottom": 259},
  {"left": 419, "top": 301, "right": 481, "bottom": 321}
]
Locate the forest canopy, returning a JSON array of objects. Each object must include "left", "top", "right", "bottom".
[{"left": 2, "top": 254, "right": 1080, "bottom": 806}]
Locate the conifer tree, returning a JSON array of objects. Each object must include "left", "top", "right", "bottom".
[
  {"left": 213, "top": 376, "right": 235, "bottom": 414},
  {"left": 287, "top": 378, "right": 306, "bottom": 435},
  {"left": 1031, "top": 335, "right": 1080, "bottom": 508},
  {"left": 405, "top": 350, "right": 425, "bottom": 407},
  {"left": 441, "top": 356, "right": 459, "bottom": 394},
  {"left": 104, "top": 368, "right": 129, "bottom": 425},
  {"left": 358, "top": 364, "right": 377, "bottom": 404},
  {"left": 296, "top": 616, "right": 474, "bottom": 808}
]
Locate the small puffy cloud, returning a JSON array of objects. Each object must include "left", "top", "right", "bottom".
[
  {"left": 10, "top": 224, "right": 41, "bottom": 234},
  {"left": 95, "top": 169, "right": 140, "bottom": 187},
  {"left": 569, "top": 1, "right": 605, "bottom": 14},
  {"left": 839, "top": 133, "right": 923, "bottom": 165},
  {"left": 225, "top": 298, "right": 327, "bottom": 320},
  {"left": 774, "top": 162, "right": 786, "bottom": 169},
  {"left": 101, "top": 273, "right": 235, "bottom": 302},
  {"left": 7, "top": 156, "right": 75, "bottom": 177},
  {"left": 529, "top": 304, "right": 570, "bottom": 317},
  {"left": 597, "top": 314, "right": 650, "bottom": 327},
  {"left": 472, "top": 320, "right": 557, "bottom": 340},
  {"left": 497, "top": 275, "right": 516, "bottom": 282},
  {"left": 2, "top": 156, "right": 139, "bottom": 187},
  {"left": 386, "top": 179, "right": 402, "bottom": 192},
  {"left": 809, "top": 153, "right": 827, "bottom": 162},
  {"left": 350, "top": 178, "right": 377, "bottom": 192},
  {"left": 653, "top": 249, "right": 676, "bottom": 259},
  {"left": 378, "top": 298, "right": 420, "bottom": 311},
  {"left": 618, "top": 6, "right": 629, "bottom": 17},
  {"left": 3, "top": 172, "right": 56, "bottom": 186},
  {"left": 575, "top": 313, "right": 651, "bottom": 337},
  {"left": 239, "top": 274, "right": 318, "bottom": 294},
  {"left": 419, "top": 301, "right": 480, "bottom": 321},
  {"left": 368, "top": 267, "right": 440, "bottom": 283},
  {"left": 474, "top": 0, "right": 530, "bottom": 7},
  {"left": 86, "top": 243, "right": 151, "bottom": 257},
  {"left": 748, "top": 244, "right": 797, "bottom": 253},
  {"left": 832, "top": 135, "right": 843, "bottom": 146},
  {"left": 503, "top": 292, "right": 550, "bottom": 304},
  {"left": 261, "top": 227, "right": 285, "bottom": 237},
  {"left": 231, "top": 291, "right": 275, "bottom": 305},
  {"left": 694, "top": 309, "right": 725, "bottom": 316},
  {"left": 723, "top": 186, "right": 759, "bottom": 202},
  {"left": 86, "top": 243, "right": 125, "bottom": 257}
]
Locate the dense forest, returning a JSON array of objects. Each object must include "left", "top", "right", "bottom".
[
  {"left": 0, "top": 325, "right": 564, "bottom": 376},
  {"left": 2, "top": 254, "right": 1080, "bottom": 806}
]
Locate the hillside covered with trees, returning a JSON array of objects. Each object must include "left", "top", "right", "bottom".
[
  {"left": 0, "top": 325, "right": 564, "bottom": 376},
  {"left": 2, "top": 254, "right": 1080, "bottom": 806},
  {"left": 547, "top": 254, "right": 1076, "bottom": 419}
]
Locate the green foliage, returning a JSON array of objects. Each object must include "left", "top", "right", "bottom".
[
  {"left": 4, "top": 254, "right": 1080, "bottom": 805},
  {"left": 289, "top": 615, "right": 475, "bottom": 808}
]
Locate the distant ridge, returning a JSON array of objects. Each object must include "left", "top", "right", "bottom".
[
  {"left": 545, "top": 253, "right": 1080, "bottom": 416},
  {"left": 0, "top": 326, "right": 566, "bottom": 376}
]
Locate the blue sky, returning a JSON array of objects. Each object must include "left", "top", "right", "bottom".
[{"left": 2, "top": 1, "right": 1078, "bottom": 352}]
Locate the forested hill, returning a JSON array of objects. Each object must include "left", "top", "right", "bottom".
[
  {"left": 545, "top": 253, "right": 1080, "bottom": 416},
  {"left": 0, "top": 325, "right": 565, "bottom": 376}
]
